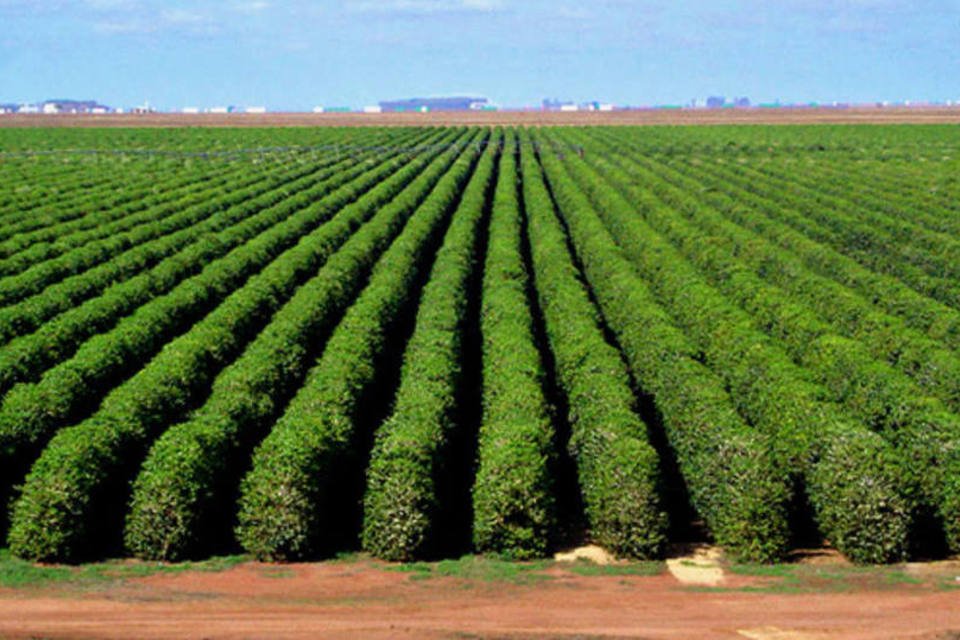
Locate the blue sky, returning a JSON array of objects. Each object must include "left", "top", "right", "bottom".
[{"left": 1, "top": 0, "right": 958, "bottom": 110}]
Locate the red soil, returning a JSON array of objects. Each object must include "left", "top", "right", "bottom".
[
  {"left": 2, "top": 106, "right": 960, "bottom": 128},
  {"left": 0, "top": 559, "right": 958, "bottom": 639}
]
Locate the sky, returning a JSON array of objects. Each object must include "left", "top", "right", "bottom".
[{"left": 1, "top": 0, "right": 958, "bottom": 110}]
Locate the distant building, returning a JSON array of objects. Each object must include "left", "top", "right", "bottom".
[
  {"left": 312, "top": 106, "right": 325, "bottom": 113},
  {"left": 363, "top": 105, "right": 383, "bottom": 114},
  {"left": 245, "top": 106, "right": 267, "bottom": 114},
  {"left": 19, "top": 104, "right": 39, "bottom": 114},
  {"left": 131, "top": 101, "right": 155, "bottom": 114},
  {"left": 699, "top": 96, "right": 750, "bottom": 109},
  {"left": 542, "top": 98, "right": 575, "bottom": 111},
  {"left": 182, "top": 107, "right": 200, "bottom": 114},
  {"left": 209, "top": 106, "right": 230, "bottom": 114},
  {"left": 583, "top": 101, "right": 614, "bottom": 111},
  {"left": 578, "top": 101, "right": 614, "bottom": 111},
  {"left": 379, "top": 97, "right": 489, "bottom": 112},
  {"left": 41, "top": 99, "right": 113, "bottom": 114},
  {"left": 560, "top": 104, "right": 579, "bottom": 112}
]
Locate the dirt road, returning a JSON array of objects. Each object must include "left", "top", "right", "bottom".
[{"left": 1, "top": 556, "right": 958, "bottom": 639}]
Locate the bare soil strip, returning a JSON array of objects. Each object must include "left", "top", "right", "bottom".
[
  {"left": 2, "top": 558, "right": 960, "bottom": 639},
  {"left": 2, "top": 106, "right": 960, "bottom": 128},
  {"left": 665, "top": 545, "right": 725, "bottom": 586}
]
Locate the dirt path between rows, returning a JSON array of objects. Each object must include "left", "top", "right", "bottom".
[{"left": 0, "top": 555, "right": 958, "bottom": 640}]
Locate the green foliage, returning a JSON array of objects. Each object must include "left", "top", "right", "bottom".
[
  {"left": 0, "top": 168, "right": 288, "bottom": 308},
  {"left": 532, "top": 134, "right": 793, "bottom": 563},
  {"left": 0, "top": 549, "right": 244, "bottom": 589},
  {"left": 0, "top": 124, "right": 958, "bottom": 565},
  {"left": 0, "top": 128, "right": 401, "bottom": 350},
  {"left": 233, "top": 131, "right": 486, "bottom": 562},
  {"left": 129, "top": 129, "right": 481, "bottom": 561},
  {"left": 0, "top": 139, "right": 426, "bottom": 467},
  {"left": 360, "top": 132, "right": 498, "bottom": 561},
  {"left": 0, "top": 161, "right": 240, "bottom": 281},
  {"left": 390, "top": 555, "right": 555, "bottom": 584},
  {"left": 5, "top": 128, "right": 456, "bottom": 562},
  {"left": 471, "top": 137, "right": 556, "bottom": 559},
  {"left": 518, "top": 136, "right": 666, "bottom": 558},
  {"left": 569, "top": 127, "right": 960, "bottom": 554},
  {"left": 543, "top": 131, "right": 912, "bottom": 563},
  {"left": 0, "top": 160, "right": 336, "bottom": 398},
  {"left": 629, "top": 138, "right": 960, "bottom": 409}
]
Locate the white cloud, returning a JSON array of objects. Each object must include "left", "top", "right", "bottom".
[
  {"left": 460, "top": 0, "right": 503, "bottom": 10},
  {"left": 555, "top": 5, "right": 591, "bottom": 20},
  {"left": 346, "top": 0, "right": 505, "bottom": 15},
  {"left": 93, "top": 6, "right": 218, "bottom": 35},
  {"left": 84, "top": 0, "right": 139, "bottom": 9},
  {"left": 234, "top": 1, "right": 270, "bottom": 13},
  {"left": 160, "top": 8, "right": 209, "bottom": 25},
  {"left": 93, "top": 19, "right": 144, "bottom": 34}
]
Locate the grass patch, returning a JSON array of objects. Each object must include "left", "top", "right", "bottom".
[
  {"left": 390, "top": 555, "right": 554, "bottom": 584},
  {"left": 723, "top": 561, "right": 929, "bottom": 594},
  {"left": 727, "top": 563, "right": 799, "bottom": 578},
  {"left": 328, "top": 551, "right": 366, "bottom": 564},
  {"left": 939, "top": 579, "right": 960, "bottom": 590},
  {"left": 0, "top": 546, "right": 948, "bottom": 596},
  {"left": 390, "top": 555, "right": 663, "bottom": 583},
  {"left": 879, "top": 570, "right": 922, "bottom": 586},
  {"left": 0, "top": 550, "right": 74, "bottom": 589},
  {"left": 257, "top": 566, "right": 296, "bottom": 579},
  {"left": 0, "top": 549, "right": 246, "bottom": 589},
  {"left": 564, "top": 560, "right": 663, "bottom": 577}
]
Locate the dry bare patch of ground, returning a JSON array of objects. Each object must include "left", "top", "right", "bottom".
[
  {"left": 2, "top": 106, "right": 960, "bottom": 128},
  {"left": 0, "top": 549, "right": 959, "bottom": 639}
]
